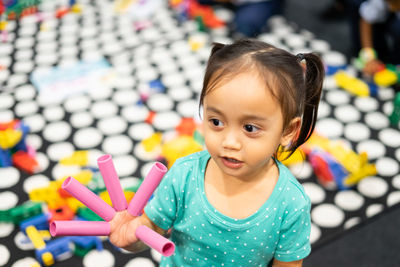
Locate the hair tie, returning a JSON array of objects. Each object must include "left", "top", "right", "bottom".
[{"left": 296, "top": 53, "right": 305, "bottom": 62}]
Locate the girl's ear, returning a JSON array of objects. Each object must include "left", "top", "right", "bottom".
[{"left": 280, "top": 117, "right": 301, "bottom": 147}]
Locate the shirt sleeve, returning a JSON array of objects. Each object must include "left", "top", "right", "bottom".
[
  {"left": 144, "top": 160, "right": 184, "bottom": 230},
  {"left": 274, "top": 194, "right": 312, "bottom": 262},
  {"left": 360, "top": 0, "right": 388, "bottom": 23}
]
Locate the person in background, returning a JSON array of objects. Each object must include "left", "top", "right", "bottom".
[
  {"left": 197, "top": 0, "right": 284, "bottom": 37},
  {"left": 107, "top": 38, "right": 325, "bottom": 266},
  {"left": 358, "top": 0, "right": 400, "bottom": 75}
]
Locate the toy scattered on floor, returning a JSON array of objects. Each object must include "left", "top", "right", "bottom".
[
  {"left": 300, "top": 133, "right": 377, "bottom": 190},
  {"left": 334, "top": 70, "right": 372, "bottom": 97},
  {"left": 170, "top": 0, "right": 225, "bottom": 30},
  {"left": 51, "top": 154, "right": 176, "bottom": 257},
  {"left": 0, "top": 119, "right": 39, "bottom": 173},
  {"left": 141, "top": 117, "right": 204, "bottom": 168}
]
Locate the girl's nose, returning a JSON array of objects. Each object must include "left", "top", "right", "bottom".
[{"left": 221, "top": 131, "right": 241, "bottom": 150}]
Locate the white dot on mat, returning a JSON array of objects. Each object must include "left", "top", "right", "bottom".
[
  {"left": 377, "top": 87, "right": 395, "bottom": 101},
  {"left": 43, "top": 121, "right": 72, "bottom": 142},
  {"left": 0, "top": 191, "right": 18, "bottom": 210},
  {"left": 151, "top": 249, "right": 162, "bottom": 263},
  {"left": 15, "top": 101, "right": 39, "bottom": 117},
  {"left": 43, "top": 106, "right": 65, "bottom": 121},
  {"left": 168, "top": 86, "right": 193, "bottom": 101},
  {"left": 113, "top": 75, "right": 136, "bottom": 90},
  {"left": 0, "top": 223, "right": 14, "bottom": 238},
  {"left": 366, "top": 204, "right": 384, "bottom": 218},
  {"left": 125, "top": 257, "right": 155, "bottom": 267},
  {"left": 98, "top": 116, "right": 128, "bottom": 135},
  {"left": 152, "top": 111, "right": 181, "bottom": 131},
  {"left": 15, "top": 49, "right": 34, "bottom": 62},
  {"left": 302, "top": 183, "right": 325, "bottom": 204},
  {"left": 315, "top": 118, "right": 343, "bottom": 138},
  {"left": 317, "top": 101, "right": 331, "bottom": 118},
  {"left": 325, "top": 90, "right": 350, "bottom": 106},
  {"left": 311, "top": 204, "right": 345, "bottom": 228},
  {"left": 382, "top": 101, "right": 393, "bottom": 116},
  {"left": 356, "top": 140, "right": 385, "bottom": 160},
  {"left": 113, "top": 90, "right": 139, "bottom": 106},
  {"left": 23, "top": 174, "right": 50, "bottom": 193},
  {"left": 113, "top": 155, "right": 138, "bottom": 177},
  {"left": 134, "top": 143, "right": 160, "bottom": 161},
  {"left": 136, "top": 67, "right": 158, "bottom": 82},
  {"left": 128, "top": 123, "right": 154, "bottom": 141},
  {"left": 35, "top": 152, "right": 49, "bottom": 172},
  {"left": 91, "top": 101, "right": 118, "bottom": 119},
  {"left": 70, "top": 112, "right": 94, "bottom": 128},
  {"left": 26, "top": 134, "right": 42, "bottom": 150},
  {"left": 0, "top": 245, "right": 10, "bottom": 266},
  {"left": 13, "top": 61, "right": 34, "bottom": 73},
  {"left": 23, "top": 114, "right": 45, "bottom": 133},
  {"left": 0, "top": 167, "right": 20, "bottom": 189},
  {"left": 344, "top": 122, "right": 370, "bottom": 142},
  {"left": 83, "top": 249, "right": 115, "bottom": 267},
  {"left": 395, "top": 148, "right": 400, "bottom": 162},
  {"left": 102, "top": 135, "right": 133, "bottom": 155},
  {"left": 120, "top": 177, "right": 141, "bottom": 190},
  {"left": 387, "top": 191, "right": 400, "bottom": 206},
  {"left": 147, "top": 94, "right": 174, "bottom": 112},
  {"left": 89, "top": 87, "right": 113, "bottom": 101},
  {"left": 376, "top": 157, "right": 399, "bottom": 177},
  {"left": 392, "top": 175, "right": 400, "bottom": 190},
  {"left": 52, "top": 164, "right": 81, "bottom": 181},
  {"left": 378, "top": 128, "right": 400, "bottom": 148},
  {"left": 310, "top": 223, "right": 321, "bottom": 244},
  {"left": 334, "top": 105, "right": 360, "bottom": 123},
  {"left": 289, "top": 162, "right": 313, "bottom": 180},
  {"left": 0, "top": 110, "right": 14, "bottom": 123},
  {"left": 121, "top": 105, "right": 149, "bottom": 123},
  {"left": 364, "top": 112, "right": 390, "bottom": 130},
  {"left": 162, "top": 72, "right": 186, "bottom": 88},
  {"left": 334, "top": 190, "right": 364, "bottom": 211},
  {"left": 177, "top": 100, "right": 198, "bottom": 118},
  {"left": 74, "top": 127, "right": 103, "bottom": 149},
  {"left": 47, "top": 142, "right": 75, "bottom": 162},
  {"left": 0, "top": 94, "right": 14, "bottom": 110},
  {"left": 354, "top": 96, "right": 378, "bottom": 112},
  {"left": 14, "top": 231, "right": 35, "bottom": 250},
  {"left": 11, "top": 257, "right": 37, "bottom": 267},
  {"left": 64, "top": 95, "right": 91, "bottom": 112},
  {"left": 358, "top": 177, "right": 388, "bottom": 199},
  {"left": 344, "top": 217, "right": 361, "bottom": 230}
]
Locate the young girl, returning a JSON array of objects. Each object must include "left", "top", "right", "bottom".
[{"left": 109, "top": 39, "right": 325, "bottom": 266}]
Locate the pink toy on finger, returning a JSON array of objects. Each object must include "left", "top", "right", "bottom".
[
  {"left": 62, "top": 176, "right": 116, "bottom": 222},
  {"left": 136, "top": 225, "right": 175, "bottom": 257},
  {"left": 127, "top": 162, "right": 167, "bottom": 216},
  {"left": 98, "top": 154, "right": 128, "bottom": 211},
  {"left": 50, "top": 221, "right": 110, "bottom": 236}
]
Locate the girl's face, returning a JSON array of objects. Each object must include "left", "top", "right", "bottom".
[{"left": 202, "top": 71, "right": 294, "bottom": 180}]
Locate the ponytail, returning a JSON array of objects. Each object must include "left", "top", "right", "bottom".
[{"left": 291, "top": 53, "right": 324, "bottom": 151}]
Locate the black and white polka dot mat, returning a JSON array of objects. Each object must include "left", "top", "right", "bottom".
[{"left": 0, "top": 0, "right": 399, "bottom": 266}]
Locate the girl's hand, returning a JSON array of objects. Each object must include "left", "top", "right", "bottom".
[{"left": 108, "top": 210, "right": 142, "bottom": 249}]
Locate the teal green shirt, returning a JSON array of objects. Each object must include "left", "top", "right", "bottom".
[{"left": 144, "top": 150, "right": 311, "bottom": 266}]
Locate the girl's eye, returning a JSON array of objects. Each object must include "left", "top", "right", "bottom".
[
  {"left": 244, "top": 124, "right": 259, "bottom": 133},
  {"left": 210, "top": 119, "right": 223, "bottom": 127}
]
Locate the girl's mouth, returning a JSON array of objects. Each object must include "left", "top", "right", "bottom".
[{"left": 221, "top": 156, "right": 243, "bottom": 169}]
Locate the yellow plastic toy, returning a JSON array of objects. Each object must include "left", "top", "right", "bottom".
[
  {"left": 60, "top": 151, "right": 89, "bottom": 166},
  {"left": 334, "top": 70, "right": 369, "bottom": 97},
  {"left": 142, "top": 132, "right": 162, "bottom": 152},
  {"left": 0, "top": 128, "right": 22, "bottom": 150},
  {"left": 26, "top": 225, "right": 55, "bottom": 266},
  {"left": 161, "top": 136, "right": 203, "bottom": 168},
  {"left": 374, "top": 69, "right": 398, "bottom": 87}
]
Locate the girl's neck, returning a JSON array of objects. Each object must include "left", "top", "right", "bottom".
[{"left": 207, "top": 157, "right": 278, "bottom": 193}]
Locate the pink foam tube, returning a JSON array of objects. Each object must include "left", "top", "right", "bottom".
[
  {"left": 127, "top": 162, "right": 167, "bottom": 216},
  {"left": 97, "top": 154, "right": 128, "bottom": 211},
  {"left": 50, "top": 221, "right": 110, "bottom": 236},
  {"left": 62, "top": 176, "right": 116, "bottom": 221},
  {"left": 136, "top": 225, "right": 175, "bottom": 257}
]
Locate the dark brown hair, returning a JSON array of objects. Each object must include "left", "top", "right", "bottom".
[{"left": 199, "top": 38, "right": 324, "bottom": 157}]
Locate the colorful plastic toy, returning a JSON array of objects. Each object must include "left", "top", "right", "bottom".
[
  {"left": 50, "top": 155, "right": 175, "bottom": 257},
  {"left": 390, "top": 92, "right": 400, "bottom": 127},
  {"left": 334, "top": 70, "right": 370, "bottom": 97}
]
